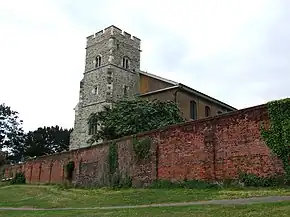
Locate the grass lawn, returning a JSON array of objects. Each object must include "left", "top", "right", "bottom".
[
  {"left": 0, "top": 184, "right": 290, "bottom": 208},
  {"left": 0, "top": 202, "right": 290, "bottom": 217}
]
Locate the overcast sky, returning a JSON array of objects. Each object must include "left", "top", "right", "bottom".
[{"left": 0, "top": 0, "right": 289, "bottom": 132}]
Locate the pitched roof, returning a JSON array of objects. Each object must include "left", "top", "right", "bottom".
[{"left": 138, "top": 70, "right": 237, "bottom": 111}]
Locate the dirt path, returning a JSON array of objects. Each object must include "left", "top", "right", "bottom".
[{"left": 1, "top": 196, "right": 290, "bottom": 211}]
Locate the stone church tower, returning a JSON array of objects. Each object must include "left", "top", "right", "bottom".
[{"left": 69, "top": 25, "right": 141, "bottom": 150}]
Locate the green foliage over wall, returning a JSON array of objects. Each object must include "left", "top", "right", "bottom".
[
  {"left": 87, "top": 98, "right": 184, "bottom": 144},
  {"left": 261, "top": 98, "right": 290, "bottom": 177},
  {"left": 107, "top": 142, "right": 132, "bottom": 188},
  {"left": 133, "top": 136, "right": 152, "bottom": 161},
  {"left": 108, "top": 142, "right": 118, "bottom": 175}
]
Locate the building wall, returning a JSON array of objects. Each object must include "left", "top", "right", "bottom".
[
  {"left": 140, "top": 89, "right": 232, "bottom": 121},
  {"left": 140, "top": 88, "right": 176, "bottom": 101},
  {"left": 2, "top": 104, "right": 285, "bottom": 186},
  {"left": 176, "top": 90, "right": 230, "bottom": 120},
  {"left": 139, "top": 74, "right": 174, "bottom": 94}
]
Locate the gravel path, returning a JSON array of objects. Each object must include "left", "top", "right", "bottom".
[{"left": 1, "top": 196, "right": 290, "bottom": 211}]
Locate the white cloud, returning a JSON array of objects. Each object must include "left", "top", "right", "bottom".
[{"left": 0, "top": 0, "right": 289, "bottom": 131}]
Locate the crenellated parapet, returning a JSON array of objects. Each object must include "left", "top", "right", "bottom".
[{"left": 86, "top": 25, "right": 141, "bottom": 49}]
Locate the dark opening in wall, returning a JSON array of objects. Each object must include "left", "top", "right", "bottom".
[
  {"left": 95, "top": 55, "right": 102, "bottom": 67},
  {"left": 205, "top": 106, "right": 211, "bottom": 117},
  {"left": 190, "top": 100, "right": 197, "bottom": 119}
]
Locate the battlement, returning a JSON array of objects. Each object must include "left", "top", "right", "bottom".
[{"left": 86, "top": 25, "right": 141, "bottom": 49}]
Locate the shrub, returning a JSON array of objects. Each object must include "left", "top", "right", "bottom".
[
  {"left": 87, "top": 98, "right": 185, "bottom": 143},
  {"left": 10, "top": 172, "right": 26, "bottom": 184},
  {"left": 149, "top": 180, "right": 220, "bottom": 189},
  {"left": 118, "top": 175, "right": 132, "bottom": 188},
  {"left": 108, "top": 142, "right": 118, "bottom": 176},
  {"left": 238, "top": 173, "right": 288, "bottom": 187},
  {"left": 56, "top": 182, "right": 72, "bottom": 190},
  {"left": 110, "top": 173, "right": 132, "bottom": 189},
  {"left": 1, "top": 168, "right": 5, "bottom": 179},
  {"left": 183, "top": 180, "right": 219, "bottom": 189}
]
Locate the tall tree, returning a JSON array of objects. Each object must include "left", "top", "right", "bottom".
[
  {"left": 0, "top": 103, "right": 25, "bottom": 150},
  {"left": 88, "top": 98, "right": 185, "bottom": 144},
  {"left": 23, "top": 126, "right": 72, "bottom": 159},
  {"left": 0, "top": 151, "right": 7, "bottom": 166}
]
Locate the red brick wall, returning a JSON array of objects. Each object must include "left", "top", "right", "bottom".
[
  {"left": 155, "top": 104, "right": 284, "bottom": 181},
  {"left": 1, "top": 135, "right": 156, "bottom": 187},
  {"left": 1, "top": 104, "right": 285, "bottom": 186}
]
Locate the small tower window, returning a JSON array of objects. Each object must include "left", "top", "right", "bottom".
[
  {"left": 123, "top": 85, "right": 129, "bottom": 97},
  {"left": 190, "top": 100, "right": 197, "bottom": 120},
  {"left": 92, "top": 86, "right": 98, "bottom": 95},
  {"left": 205, "top": 106, "right": 211, "bottom": 117},
  {"left": 95, "top": 55, "right": 102, "bottom": 67},
  {"left": 122, "top": 57, "right": 130, "bottom": 69},
  {"left": 107, "top": 69, "right": 113, "bottom": 84}
]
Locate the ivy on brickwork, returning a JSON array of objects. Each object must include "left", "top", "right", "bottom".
[
  {"left": 261, "top": 98, "right": 290, "bottom": 177},
  {"left": 107, "top": 142, "right": 133, "bottom": 188},
  {"left": 133, "top": 136, "right": 152, "bottom": 162},
  {"left": 87, "top": 98, "right": 184, "bottom": 145},
  {"left": 11, "top": 172, "right": 26, "bottom": 184},
  {"left": 108, "top": 142, "right": 118, "bottom": 175},
  {"left": 65, "top": 161, "right": 75, "bottom": 181}
]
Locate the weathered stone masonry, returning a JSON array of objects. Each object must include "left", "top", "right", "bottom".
[
  {"left": 70, "top": 25, "right": 141, "bottom": 150},
  {"left": 1, "top": 104, "right": 285, "bottom": 186}
]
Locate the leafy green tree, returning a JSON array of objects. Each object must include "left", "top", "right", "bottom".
[
  {"left": 0, "top": 151, "right": 7, "bottom": 166},
  {"left": 88, "top": 98, "right": 185, "bottom": 144},
  {"left": 23, "top": 126, "right": 72, "bottom": 159},
  {"left": 0, "top": 103, "right": 25, "bottom": 150}
]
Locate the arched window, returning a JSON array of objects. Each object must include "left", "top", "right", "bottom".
[
  {"left": 190, "top": 100, "right": 197, "bottom": 120},
  {"left": 123, "top": 85, "right": 129, "bottom": 97},
  {"left": 88, "top": 123, "right": 97, "bottom": 135},
  {"left": 122, "top": 57, "right": 129, "bottom": 69},
  {"left": 217, "top": 111, "right": 222, "bottom": 115},
  {"left": 205, "top": 106, "right": 211, "bottom": 117},
  {"left": 95, "top": 55, "right": 102, "bottom": 67},
  {"left": 91, "top": 86, "right": 98, "bottom": 95}
]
